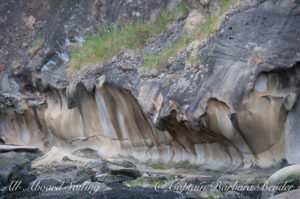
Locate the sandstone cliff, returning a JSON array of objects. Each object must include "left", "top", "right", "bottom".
[{"left": 0, "top": 0, "right": 299, "bottom": 173}]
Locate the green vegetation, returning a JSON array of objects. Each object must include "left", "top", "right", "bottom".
[
  {"left": 68, "top": 3, "right": 188, "bottom": 72},
  {"left": 186, "top": 54, "right": 202, "bottom": 66},
  {"left": 124, "top": 179, "right": 141, "bottom": 186},
  {"left": 30, "top": 37, "right": 45, "bottom": 57},
  {"left": 143, "top": 0, "right": 236, "bottom": 71},
  {"left": 33, "top": 166, "right": 55, "bottom": 175},
  {"left": 247, "top": 52, "right": 264, "bottom": 65},
  {"left": 31, "top": 37, "right": 45, "bottom": 49},
  {"left": 272, "top": 170, "right": 300, "bottom": 185},
  {"left": 150, "top": 162, "right": 172, "bottom": 169},
  {"left": 142, "top": 34, "right": 195, "bottom": 71},
  {"left": 68, "top": 0, "right": 236, "bottom": 73},
  {"left": 197, "top": 0, "right": 236, "bottom": 41},
  {"left": 123, "top": 177, "right": 166, "bottom": 187}
]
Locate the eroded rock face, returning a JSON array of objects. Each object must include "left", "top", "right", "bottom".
[
  {"left": 0, "top": 0, "right": 300, "bottom": 172},
  {"left": 0, "top": 0, "right": 177, "bottom": 91},
  {"left": 184, "top": 9, "right": 205, "bottom": 31}
]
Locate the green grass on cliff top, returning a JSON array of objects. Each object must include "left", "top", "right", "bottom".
[
  {"left": 143, "top": 0, "right": 235, "bottom": 71},
  {"left": 68, "top": 3, "right": 188, "bottom": 72},
  {"left": 68, "top": 0, "right": 235, "bottom": 73}
]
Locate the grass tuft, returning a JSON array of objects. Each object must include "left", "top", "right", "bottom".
[
  {"left": 142, "top": 34, "right": 194, "bottom": 71},
  {"left": 142, "top": 0, "right": 236, "bottom": 71},
  {"left": 68, "top": 0, "right": 236, "bottom": 73},
  {"left": 30, "top": 37, "right": 45, "bottom": 57},
  {"left": 247, "top": 52, "right": 264, "bottom": 65},
  {"left": 68, "top": 3, "right": 188, "bottom": 72}
]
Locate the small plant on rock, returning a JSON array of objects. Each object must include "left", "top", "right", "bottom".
[{"left": 247, "top": 52, "right": 264, "bottom": 65}]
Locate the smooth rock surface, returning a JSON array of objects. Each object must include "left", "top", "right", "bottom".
[{"left": 268, "top": 165, "right": 300, "bottom": 186}]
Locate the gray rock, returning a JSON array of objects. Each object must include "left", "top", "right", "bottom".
[
  {"left": 96, "top": 174, "right": 134, "bottom": 184},
  {"left": 72, "top": 148, "right": 103, "bottom": 159},
  {"left": 108, "top": 164, "right": 141, "bottom": 178},
  {"left": 0, "top": 144, "right": 38, "bottom": 152},
  {"left": 184, "top": 9, "right": 204, "bottom": 31},
  {"left": 30, "top": 178, "right": 63, "bottom": 187},
  {"left": 107, "top": 160, "right": 137, "bottom": 168},
  {"left": 0, "top": 152, "right": 37, "bottom": 188},
  {"left": 268, "top": 165, "right": 300, "bottom": 188},
  {"left": 86, "top": 160, "right": 107, "bottom": 170},
  {"left": 270, "top": 189, "right": 300, "bottom": 199},
  {"left": 225, "top": 191, "right": 252, "bottom": 199},
  {"left": 261, "top": 190, "right": 276, "bottom": 199},
  {"left": 54, "top": 164, "right": 78, "bottom": 173},
  {"left": 74, "top": 168, "right": 96, "bottom": 184}
]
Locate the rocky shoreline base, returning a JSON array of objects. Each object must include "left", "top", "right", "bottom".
[{"left": 1, "top": 145, "right": 299, "bottom": 199}]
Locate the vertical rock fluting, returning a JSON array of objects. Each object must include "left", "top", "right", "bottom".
[
  {"left": 1, "top": 63, "right": 300, "bottom": 171},
  {"left": 0, "top": 80, "right": 245, "bottom": 171},
  {"left": 0, "top": 0, "right": 299, "bottom": 171},
  {"left": 5, "top": 62, "right": 300, "bottom": 171}
]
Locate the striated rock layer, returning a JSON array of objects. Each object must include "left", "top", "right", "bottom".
[{"left": 0, "top": 0, "right": 300, "bottom": 171}]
